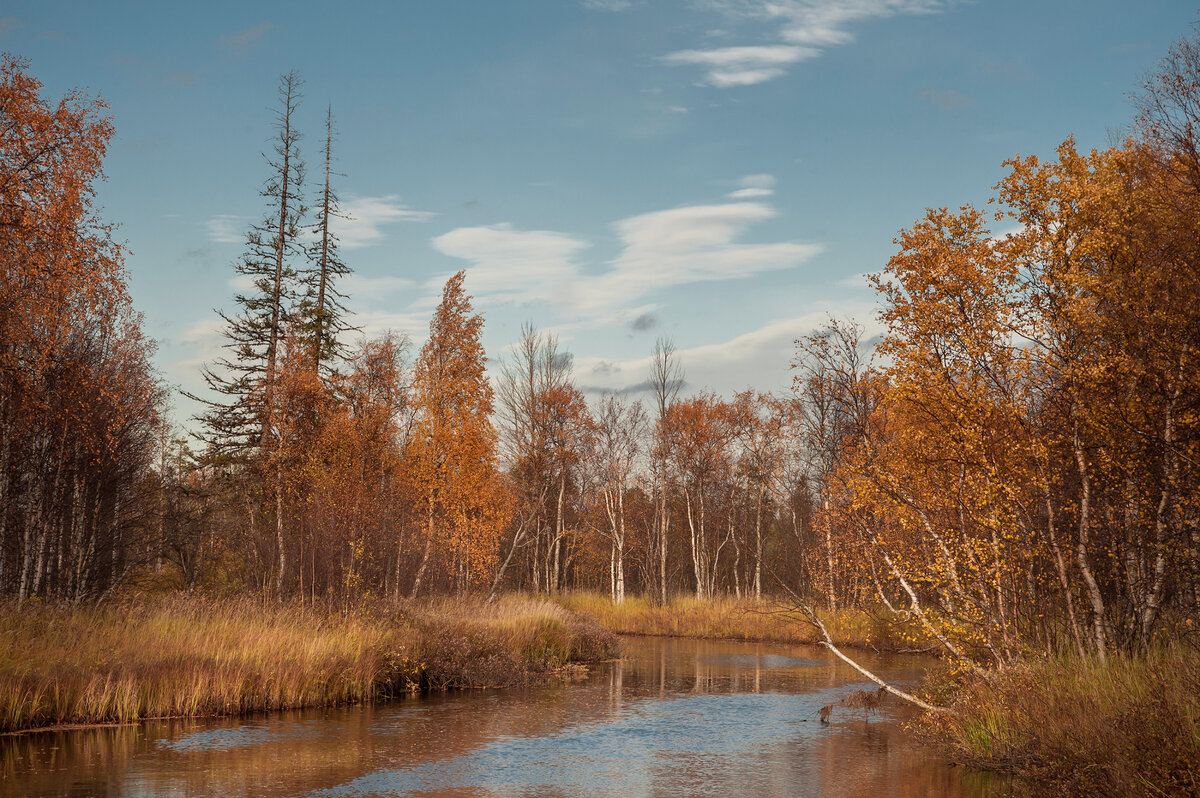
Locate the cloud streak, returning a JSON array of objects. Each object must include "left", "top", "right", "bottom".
[
  {"left": 661, "top": 44, "right": 816, "bottom": 87},
  {"left": 664, "top": 0, "right": 946, "bottom": 87},
  {"left": 336, "top": 195, "right": 435, "bottom": 249},
  {"left": 204, "top": 214, "right": 249, "bottom": 244}
]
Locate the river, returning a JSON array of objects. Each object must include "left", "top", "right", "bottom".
[{"left": 2, "top": 635, "right": 1007, "bottom": 796}]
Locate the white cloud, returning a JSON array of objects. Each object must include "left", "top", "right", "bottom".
[
  {"left": 205, "top": 214, "right": 248, "bottom": 244},
  {"left": 772, "top": 0, "right": 943, "bottom": 46},
  {"left": 729, "top": 188, "right": 774, "bottom": 198},
  {"left": 664, "top": 1, "right": 946, "bottom": 87},
  {"left": 728, "top": 173, "right": 776, "bottom": 199},
  {"left": 431, "top": 201, "right": 821, "bottom": 322},
  {"left": 575, "top": 306, "right": 881, "bottom": 397},
  {"left": 431, "top": 224, "right": 589, "bottom": 301},
  {"left": 335, "top": 195, "right": 435, "bottom": 249},
  {"left": 661, "top": 44, "right": 815, "bottom": 87}
]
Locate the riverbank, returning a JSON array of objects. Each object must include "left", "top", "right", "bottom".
[
  {"left": 553, "top": 591, "right": 913, "bottom": 650},
  {"left": 0, "top": 596, "right": 617, "bottom": 734},
  {"left": 918, "top": 645, "right": 1200, "bottom": 796}
]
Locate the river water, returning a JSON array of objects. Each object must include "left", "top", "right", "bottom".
[{"left": 2, "top": 636, "right": 1007, "bottom": 796}]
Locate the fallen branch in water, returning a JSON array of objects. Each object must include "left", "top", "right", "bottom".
[{"left": 799, "top": 603, "right": 953, "bottom": 715}]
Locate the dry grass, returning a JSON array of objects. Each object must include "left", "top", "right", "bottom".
[
  {"left": 918, "top": 645, "right": 1200, "bottom": 796},
  {"left": 0, "top": 595, "right": 617, "bottom": 733},
  {"left": 553, "top": 591, "right": 908, "bottom": 649}
]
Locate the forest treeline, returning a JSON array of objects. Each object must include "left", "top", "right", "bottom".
[{"left": 2, "top": 34, "right": 1199, "bottom": 676}]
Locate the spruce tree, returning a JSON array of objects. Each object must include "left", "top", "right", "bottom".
[
  {"left": 301, "top": 105, "right": 354, "bottom": 377},
  {"left": 191, "top": 71, "right": 307, "bottom": 460}
]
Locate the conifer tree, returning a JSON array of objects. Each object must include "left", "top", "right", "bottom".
[
  {"left": 302, "top": 105, "right": 354, "bottom": 375},
  {"left": 192, "top": 71, "right": 306, "bottom": 460}
]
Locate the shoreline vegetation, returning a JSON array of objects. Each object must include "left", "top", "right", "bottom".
[
  {"left": 552, "top": 591, "right": 911, "bottom": 650},
  {"left": 0, "top": 595, "right": 616, "bottom": 735},
  {"left": 0, "top": 591, "right": 892, "bottom": 736},
  {"left": 3, "top": 591, "right": 1197, "bottom": 796},
  {"left": 918, "top": 647, "right": 1200, "bottom": 796}
]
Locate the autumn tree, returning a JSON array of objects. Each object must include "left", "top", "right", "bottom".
[
  {"left": 302, "top": 334, "right": 409, "bottom": 601},
  {"left": 0, "top": 55, "right": 163, "bottom": 601},
  {"left": 666, "top": 393, "right": 741, "bottom": 599},
  {"left": 407, "top": 272, "right": 509, "bottom": 595}
]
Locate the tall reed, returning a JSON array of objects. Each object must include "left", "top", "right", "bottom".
[
  {"left": 918, "top": 645, "right": 1200, "bottom": 796},
  {"left": 0, "top": 595, "right": 616, "bottom": 733}
]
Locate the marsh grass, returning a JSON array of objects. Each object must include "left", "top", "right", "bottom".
[
  {"left": 552, "top": 591, "right": 907, "bottom": 649},
  {"left": 919, "top": 645, "right": 1200, "bottom": 796},
  {"left": 0, "top": 595, "right": 616, "bottom": 733}
]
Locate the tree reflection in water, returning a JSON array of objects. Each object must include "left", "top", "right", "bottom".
[{"left": 2, "top": 637, "right": 1006, "bottom": 797}]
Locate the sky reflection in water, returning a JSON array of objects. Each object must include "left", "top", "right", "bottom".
[{"left": 2, "top": 636, "right": 1005, "bottom": 797}]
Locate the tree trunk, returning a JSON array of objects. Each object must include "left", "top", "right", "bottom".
[{"left": 1073, "top": 426, "right": 1108, "bottom": 660}]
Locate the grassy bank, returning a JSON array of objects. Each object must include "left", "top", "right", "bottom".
[
  {"left": 919, "top": 646, "right": 1200, "bottom": 796},
  {"left": 0, "top": 595, "right": 617, "bottom": 734},
  {"left": 553, "top": 591, "right": 910, "bottom": 649}
]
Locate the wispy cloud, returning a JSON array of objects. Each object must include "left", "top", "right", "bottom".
[
  {"left": 661, "top": 44, "right": 814, "bottom": 87},
  {"left": 431, "top": 201, "right": 821, "bottom": 321},
  {"left": 219, "top": 22, "right": 272, "bottom": 50},
  {"left": 0, "top": 17, "right": 18, "bottom": 37},
  {"left": 336, "top": 195, "right": 435, "bottom": 249},
  {"left": 728, "top": 173, "right": 776, "bottom": 199},
  {"left": 665, "top": 1, "right": 947, "bottom": 87},
  {"left": 204, "top": 214, "right": 249, "bottom": 244}
]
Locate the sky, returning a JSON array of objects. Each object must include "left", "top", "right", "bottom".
[{"left": 2, "top": 1, "right": 1195, "bottom": 426}]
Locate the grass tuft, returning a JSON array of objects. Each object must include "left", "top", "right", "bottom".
[{"left": 917, "top": 645, "right": 1200, "bottom": 796}]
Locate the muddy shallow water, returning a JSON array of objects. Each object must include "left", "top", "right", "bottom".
[{"left": 2, "top": 635, "right": 1008, "bottom": 796}]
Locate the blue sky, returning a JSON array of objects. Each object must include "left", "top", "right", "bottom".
[{"left": 3, "top": 1, "right": 1195, "bottom": 423}]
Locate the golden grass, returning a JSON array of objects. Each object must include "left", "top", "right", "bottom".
[
  {"left": 918, "top": 645, "right": 1200, "bottom": 796},
  {"left": 0, "top": 595, "right": 617, "bottom": 733},
  {"left": 552, "top": 591, "right": 906, "bottom": 649}
]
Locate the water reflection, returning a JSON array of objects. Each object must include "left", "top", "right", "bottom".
[{"left": 2, "top": 636, "right": 1006, "bottom": 797}]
